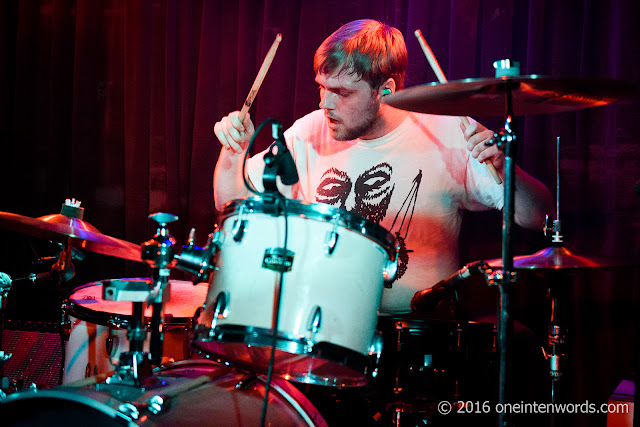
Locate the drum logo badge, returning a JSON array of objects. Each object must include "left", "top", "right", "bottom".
[{"left": 262, "top": 248, "right": 295, "bottom": 272}]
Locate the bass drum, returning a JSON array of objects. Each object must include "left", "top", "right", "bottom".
[{"left": 0, "top": 359, "right": 328, "bottom": 426}]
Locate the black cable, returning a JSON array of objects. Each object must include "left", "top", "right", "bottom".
[
  {"left": 242, "top": 118, "right": 279, "bottom": 196},
  {"left": 260, "top": 196, "right": 289, "bottom": 427},
  {"left": 241, "top": 118, "right": 293, "bottom": 427}
]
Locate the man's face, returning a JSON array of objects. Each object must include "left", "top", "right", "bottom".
[{"left": 315, "top": 71, "right": 381, "bottom": 141}]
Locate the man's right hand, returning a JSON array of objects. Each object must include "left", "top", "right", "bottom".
[{"left": 213, "top": 111, "right": 255, "bottom": 154}]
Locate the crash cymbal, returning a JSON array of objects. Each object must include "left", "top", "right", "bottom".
[
  {"left": 486, "top": 246, "right": 633, "bottom": 270},
  {"left": 382, "top": 75, "right": 634, "bottom": 117},
  {"left": 0, "top": 211, "right": 142, "bottom": 262}
]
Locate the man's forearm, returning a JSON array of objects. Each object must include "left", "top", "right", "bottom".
[{"left": 213, "top": 149, "right": 251, "bottom": 211}]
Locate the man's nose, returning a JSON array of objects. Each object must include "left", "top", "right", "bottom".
[{"left": 319, "top": 91, "right": 335, "bottom": 110}]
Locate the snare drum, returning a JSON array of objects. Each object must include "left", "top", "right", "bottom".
[
  {"left": 192, "top": 197, "right": 397, "bottom": 387},
  {"left": 62, "top": 279, "right": 208, "bottom": 383},
  {"left": 0, "top": 359, "right": 328, "bottom": 426}
]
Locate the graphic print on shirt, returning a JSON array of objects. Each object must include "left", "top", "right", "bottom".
[
  {"left": 316, "top": 164, "right": 421, "bottom": 279},
  {"left": 316, "top": 163, "right": 394, "bottom": 223},
  {"left": 388, "top": 170, "right": 422, "bottom": 279}
]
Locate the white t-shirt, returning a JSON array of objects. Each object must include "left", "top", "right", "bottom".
[{"left": 247, "top": 110, "right": 503, "bottom": 313}]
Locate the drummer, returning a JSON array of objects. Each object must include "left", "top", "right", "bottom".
[{"left": 212, "top": 19, "right": 553, "bottom": 315}]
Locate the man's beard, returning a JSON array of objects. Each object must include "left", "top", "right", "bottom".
[{"left": 332, "top": 100, "right": 380, "bottom": 141}]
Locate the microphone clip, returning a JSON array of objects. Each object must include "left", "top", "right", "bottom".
[{"left": 262, "top": 121, "right": 299, "bottom": 195}]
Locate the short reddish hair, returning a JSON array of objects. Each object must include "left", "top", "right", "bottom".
[{"left": 313, "top": 19, "right": 408, "bottom": 90}]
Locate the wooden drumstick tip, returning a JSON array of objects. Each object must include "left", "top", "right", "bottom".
[
  {"left": 238, "top": 33, "right": 283, "bottom": 122},
  {"left": 415, "top": 28, "right": 502, "bottom": 185}
]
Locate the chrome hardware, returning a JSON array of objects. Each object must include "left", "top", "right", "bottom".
[
  {"left": 106, "top": 327, "right": 119, "bottom": 358},
  {"left": 211, "top": 291, "right": 229, "bottom": 328},
  {"left": 235, "top": 374, "right": 257, "bottom": 390},
  {"left": 232, "top": 204, "right": 248, "bottom": 242},
  {"left": 368, "top": 331, "right": 383, "bottom": 378},
  {"left": 307, "top": 306, "right": 322, "bottom": 334},
  {"left": 324, "top": 214, "right": 341, "bottom": 255},
  {"left": 118, "top": 402, "right": 140, "bottom": 420},
  {"left": 147, "top": 395, "right": 168, "bottom": 415},
  {"left": 383, "top": 243, "right": 401, "bottom": 285}
]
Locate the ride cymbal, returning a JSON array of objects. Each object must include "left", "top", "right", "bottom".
[
  {"left": 0, "top": 211, "right": 142, "bottom": 262},
  {"left": 382, "top": 75, "right": 634, "bottom": 117}
]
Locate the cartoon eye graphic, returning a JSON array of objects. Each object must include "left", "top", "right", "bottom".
[
  {"left": 353, "top": 163, "right": 395, "bottom": 223},
  {"left": 316, "top": 168, "right": 352, "bottom": 209}
]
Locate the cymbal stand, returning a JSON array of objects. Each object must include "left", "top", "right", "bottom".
[
  {"left": 103, "top": 213, "right": 177, "bottom": 387},
  {"left": 486, "top": 59, "right": 520, "bottom": 426},
  {"left": 141, "top": 213, "right": 178, "bottom": 365},
  {"left": 541, "top": 137, "right": 567, "bottom": 408}
]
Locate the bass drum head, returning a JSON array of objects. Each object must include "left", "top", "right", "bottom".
[{"left": 0, "top": 360, "right": 328, "bottom": 426}]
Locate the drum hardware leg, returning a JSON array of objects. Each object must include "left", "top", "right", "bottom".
[
  {"left": 368, "top": 332, "right": 383, "bottom": 378},
  {"left": 59, "top": 301, "right": 70, "bottom": 384},
  {"left": 384, "top": 401, "right": 414, "bottom": 426},
  {"left": 0, "top": 272, "right": 13, "bottom": 381},
  {"left": 141, "top": 213, "right": 180, "bottom": 366},
  {"left": 108, "top": 300, "right": 152, "bottom": 386},
  {"left": 542, "top": 284, "right": 568, "bottom": 427}
]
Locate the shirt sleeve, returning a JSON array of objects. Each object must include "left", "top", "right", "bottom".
[{"left": 463, "top": 155, "right": 505, "bottom": 211}]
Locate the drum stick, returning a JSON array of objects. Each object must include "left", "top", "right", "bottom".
[
  {"left": 414, "top": 30, "right": 502, "bottom": 185},
  {"left": 239, "top": 33, "right": 282, "bottom": 122}
]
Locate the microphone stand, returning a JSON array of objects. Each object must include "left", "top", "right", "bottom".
[{"left": 256, "top": 120, "right": 299, "bottom": 427}]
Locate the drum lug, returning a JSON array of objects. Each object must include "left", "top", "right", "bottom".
[
  {"left": 146, "top": 394, "right": 171, "bottom": 415},
  {"left": 307, "top": 306, "right": 322, "bottom": 334},
  {"left": 60, "top": 300, "right": 71, "bottom": 341},
  {"left": 383, "top": 243, "right": 401, "bottom": 287},
  {"left": 324, "top": 231, "right": 339, "bottom": 255},
  {"left": 118, "top": 402, "right": 140, "bottom": 420},
  {"left": 324, "top": 214, "right": 341, "bottom": 255},
  {"left": 211, "top": 291, "right": 229, "bottom": 328},
  {"left": 232, "top": 204, "right": 248, "bottom": 242},
  {"left": 106, "top": 327, "right": 119, "bottom": 358}
]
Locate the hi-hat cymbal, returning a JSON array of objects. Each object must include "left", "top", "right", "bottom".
[
  {"left": 486, "top": 246, "right": 633, "bottom": 270},
  {"left": 382, "top": 75, "right": 634, "bottom": 117},
  {"left": 0, "top": 211, "right": 142, "bottom": 262}
]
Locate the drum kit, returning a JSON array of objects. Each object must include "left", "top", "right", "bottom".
[{"left": 0, "top": 65, "right": 636, "bottom": 426}]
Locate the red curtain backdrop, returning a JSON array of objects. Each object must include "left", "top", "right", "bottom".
[{"left": 1, "top": 1, "right": 639, "bottom": 425}]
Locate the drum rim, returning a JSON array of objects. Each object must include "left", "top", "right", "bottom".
[
  {"left": 190, "top": 324, "right": 371, "bottom": 387},
  {"left": 219, "top": 197, "right": 397, "bottom": 259},
  {"left": 0, "top": 389, "right": 134, "bottom": 424},
  {"left": 5, "top": 360, "right": 328, "bottom": 427}
]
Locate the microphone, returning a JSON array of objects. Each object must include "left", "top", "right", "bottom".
[
  {"left": 411, "top": 260, "right": 487, "bottom": 315},
  {"left": 271, "top": 122, "right": 299, "bottom": 185}
]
